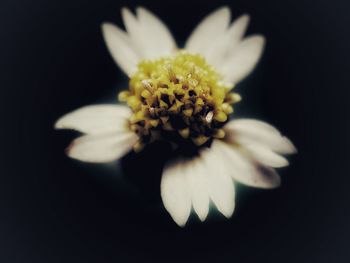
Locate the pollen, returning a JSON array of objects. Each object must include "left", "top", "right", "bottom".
[{"left": 119, "top": 52, "right": 241, "bottom": 149}]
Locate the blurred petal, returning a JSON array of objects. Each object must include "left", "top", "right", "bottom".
[
  {"left": 212, "top": 140, "right": 281, "bottom": 189},
  {"left": 225, "top": 119, "right": 297, "bottom": 154},
  {"left": 184, "top": 157, "right": 210, "bottom": 222},
  {"left": 122, "top": 7, "right": 176, "bottom": 60},
  {"left": 55, "top": 104, "right": 132, "bottom": 135},
  {"left": 136, "top": 7, "right": 177, "bottom": 58},
  {"left": 205, "top": 14, "right": 250, "bottom": 67},
  {"left": 201, "top": 148, "right": 235, "bottom": 218},
  {"left": 244, "top": 143, "right": 289, "bottom": 168},
  {"left": 219, "top": 35, "right": 265, "bottom": 85},
  {"left": 67, "top": 132, "right": 137, "bottom": 163},
  {"left": 121, "top": 8, "right": 145, "bottom": 57},
  {"left": 101, "top": 23, "right": 140, "bottom": 76},
  {"left": 185, "top": 6, "right": 231, "bottom": 55},
  {"left": 161, "top": 159, "right": 192, "bottom": 227}
]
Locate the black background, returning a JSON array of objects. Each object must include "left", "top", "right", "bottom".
[{"left": 2, "top": 0, "right": 350, "bottom": 262}]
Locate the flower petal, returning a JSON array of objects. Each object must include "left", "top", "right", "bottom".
[
  {"left": 121, "top": 8, "right": 149, "bottom": 58},
  {"left": 101, "top": 23, "right": 140, "bottom": 76},
  {"left": 205, "top": 14, "right": 250, "bottom": 68},
  {"left": 212, "top": 140, "right": 281, "bottom": 189},
  {"left": 54, "top": 104, "right": 132, "bottom": 135},
  {"left": 161, "top": 159, "right": 192, "bottom": 227},
  {"left": 67, "top": 132, "right": 137, "bottom": 163},
  {"left": 185, "top": 6, "right": 231, "bottom": 55},
  {"left": 122, "top": 7, "right": 176, "bottom": 60},
  {"left": 244, "top": 143, "right": 289, "bottom": 168},
  {"left": 225, "top": 119, "right": 297, "bottom": 154},
  {"left": 201, "top": 148, "right": 235, "bottom": 218},
  {"left": 135, "top": 7, "right": 177, "bottom": 58},
  {"left": 184, "top": 157, "right": 210, "bottom": 222},
  {"left": 219, "top": 35, "right": 265, "bottom": 85}
]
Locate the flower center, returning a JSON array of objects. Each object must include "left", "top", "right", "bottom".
[{"left": 119, "top": 52, "right": 241, "bottom": 151}]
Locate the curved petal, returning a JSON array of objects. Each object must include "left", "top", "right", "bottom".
[
  {"left": 122, "top": 7, "right": 176, "bottom": 60},
  {"left": 212, "top": 140, "right": 281, "bottom": 189},
  {"left": 244, "top": 143, "right": 289, "bottom": 168},
  {"left": 205, "top": 14, "right": 250, "bottom": 68},
  {"left": 67, "top": 132, "right": 137, "bottom": 163},
  {"left": 136, "top": 7, "right": 177, "bottom": 57},
  {"left": 185, "top": 6, "right": 231, "bottom": 55},
  {"left": 225, "top": 119, "right": 297, "bottom": 154},
  {"left": 121, "top": 8, "right": 148, "bottom": 58},
  {"left": 183, "top": 157, "right": 210, "bottom": 221},
  {"left": 101, "top": 23, "right": 140, "bottom": 76},
  {"left": 161, "top": 159, "right": 192, "bottom": 227},
  {"left": 54, "top": 104, "right": 132, "bottom": 135},
  {"left": 200, "top": 148, "right": 235, "bottom": 218},
  {"left": 219, "top": 35, "right": 266, "bottom": 85}
]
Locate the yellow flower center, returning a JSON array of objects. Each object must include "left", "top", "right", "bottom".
[{"left": 118, "top": 52, "right": 241, "bottom": 151}]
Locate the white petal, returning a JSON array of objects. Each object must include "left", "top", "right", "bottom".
[
  {"left": 161, "top": 159, "right": 192, "bottom": 227},
  {"left": 185, "top": 6, "right": 231, "bottom": 55},
  {"left": 212, "top": 140, "right": 281, "bottom": 189},
  {"left": 135, "top": 7, "right": 176, "bottom": 58},
  {"left": 54, "top": 104, "right": 132, "bottom": 135},
  {"left": 121, "top": 8, "right": 146, "bottom": 57},
  {"left": 184, "top": 157, "right": 210, "bottom": 222},
  {"left": 244, "top": 143, "right": 289, "bottom": 168},
  {"left": 201, "top": 148, "right": 235, "bottom": 218},
  {"left": 121, "top": 7, "right": 139, "bottom": 38},
  {"left": 225, "top": 119, "right": 297, "bottom": 154},
  {"left": 101, "top": 23, "right": 140, "bottom": 76},
  {"left": 205, "top": 14, "right": 250, "bottom": 67},
  {"left": 219, "top": 35, "right": 265, "bottom": 85},
  {"left": 122, "top": 7, "right": 176, "bottom": 60},
  {"left": 67, "top": 132, "right": 137, "bottom": 163}
]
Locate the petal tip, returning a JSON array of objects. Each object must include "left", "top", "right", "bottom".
[
  {"left": 65, "top": 141, "right": 80, "bottom": 161},
  {"left": 239, "top": 13, "right": 251, "bottom": 23},
  {"left": 121, "top": 6, "right": 132, "bottom": 14},
  {"left": 197, "top": 212, "right": 208, "bottom": 222},
  {"left": 135, "top": 6, "right": 147, "bottom": 14},
  {"left": 270, "top": 173, "right": 281, "bottom": 189},
  {"left": 101, "top": 23, "right": 112, "bottom": 42},
  {"left": 121, "top": 7, "right": 136, "bottom": 24},
  {"left": 282, "top": 137, "right": 298, "bottom": 154},
  {"left": 279, "top": 159, "right": 290, "bottom": 168},
  {"left": 216, "top": 6, "right": 231, "bottom": 21},
  {"left": 101, "top": 22, "right": 115, "bottom": 34},
  {"left": 54, "top": 115, "right": 72, "bottom": 130},
  {"left": 258, "top": 35, "right": 266, "bottom": 46},
  {"left": 220, "top": 205, "right": 235, "bottom": 219},
  {"left": 54, "top": 118, "right": 63, "bottom": 130},
  {"left": 218, "top": 5, "right": 231, "bottom": 14},
  {"left": 167, "top": 211, "right": 189, "bottom": 227},
  {"left": 175, "top": 220, "right": 187, "bottom": 228}
]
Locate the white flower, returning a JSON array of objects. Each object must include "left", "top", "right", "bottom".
[{"left": 55, "top": 6, "right": 297, "bottom": 227}]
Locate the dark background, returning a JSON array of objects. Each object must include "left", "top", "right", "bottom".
[{"left": 2, "top": 0, "right": 350, "bottom": 262}]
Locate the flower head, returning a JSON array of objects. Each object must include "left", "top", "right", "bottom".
[
  {"left": 55, "top": 6, "right": 296, "bottom": 227},
  {"left": 120, "top": 52, "right": 241, "bottom": 151}
]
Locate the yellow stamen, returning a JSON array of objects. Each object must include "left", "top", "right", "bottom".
[
  {"left": 118, "top": 51, "right": 241, "bottom": 149},
  {"left": 179, "top": 128, "right": 190, "bottom": 139},
  {"left": 213, "top": 129, "right": 226, "bottom": 139},
  {"left": 214, "top": 111, "right": 228, "bottom": 122},
  {"left": 192, "top": 135, "right": 210, "bottom": 146}
]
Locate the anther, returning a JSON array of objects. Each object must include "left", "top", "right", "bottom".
[
  {"left": 142, "top": 80, "right": 154, "bottom": 93},
  {"left": 192, "top": 135, "right": 209, "bottom": 146},
  {"left": 121, "top": 52, "right": 239, "bottom": 148},
  {"left": 205, "top": 111, "right": 214, "bottom": 123},
  {"left": 179, "top": 128, "right": 190, "bottom": 138}
]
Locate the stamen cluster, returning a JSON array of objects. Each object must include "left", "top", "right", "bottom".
[{"left": 119, "top": 52, "right": 241, "bottom": 151}]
